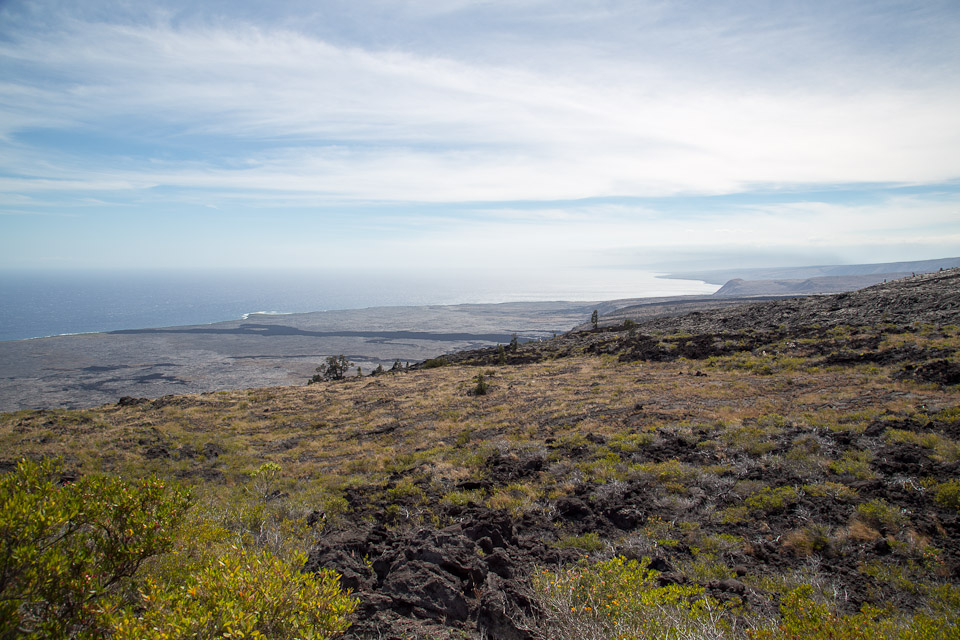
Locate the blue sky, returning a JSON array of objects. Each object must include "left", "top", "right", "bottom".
[{"left": 1, "top": 0, "right": 959, "bottom": 272}]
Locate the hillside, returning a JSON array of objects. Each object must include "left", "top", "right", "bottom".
[
  {"left": 712, "top": 273, "right": 911, "bottom": 296},
  {"left": 2, "top": 270, "right": 960, "bottom": 639},
  {"left": 665, "top": 256, "right": 960, "bottom": 285}
]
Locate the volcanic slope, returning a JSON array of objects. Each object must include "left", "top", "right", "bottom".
[{"left": 2, "top": 269, "right": 960, "bottom": 639}]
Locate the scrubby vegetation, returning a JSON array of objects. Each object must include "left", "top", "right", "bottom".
[
  {"left": 0, "top": 459, "right": 356, "bottom": 639},
  {"left": 2, "top": 272, "right": 959, "bottom": 638}
]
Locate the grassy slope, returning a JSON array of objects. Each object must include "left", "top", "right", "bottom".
[{"left": 2, "top": 281, "right": 960, "bottom": 638}]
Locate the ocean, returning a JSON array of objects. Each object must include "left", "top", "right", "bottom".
[{"left": 0, "top": 268, "right": 718, "bottom": 342}]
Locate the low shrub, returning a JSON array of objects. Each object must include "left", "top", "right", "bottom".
[
  {"left": 472, "top": 373, "right": 489, "bottom": 396},
  {"left": 854, "top": 498, "right": 907, "bottom": 533},
  {"left": 0, "top": 458, "right": 190, "bottom": 638},
  {"left": 110, "top": 548, "right": 356, "bottom": 640},
  {"left": 553, "top": 532, "right": 606, "bottom": 552},
  {"left": 801, "top": 482, "right": 859, "bottom": 503},
  {"left": 782, "top": 525, "right": 833, "bottom": 557},
  {"left": 885, "top": 429, "right": 960, "bottom": 463},
  {"left": 0, "top": 459, "right": 357, "bottom": 640},
  {"left": 933, "top": 479, "right": 960, "bottom": 511},
  {"left": 744, "top": 486, "right": 801, "bottom": 513},
  {"left": 828, "top": 451, "right": 876, "bottom": 480},
  {"left": 747, "top": 584, "right": 960, "bottom": 639},
  {"left": 530, "top": 556, "right": 740, "bottom": 640}
]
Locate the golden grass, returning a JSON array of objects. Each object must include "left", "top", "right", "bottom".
[{"left": 3, "top": 355, "right": 957, "bottom": 490}]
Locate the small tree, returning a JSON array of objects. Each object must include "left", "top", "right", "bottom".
[
  {"left": 248, "top": 461, "right": 282, "bottom": 501},
  {"left": 624, "top": 318, "right": 637, "bottom": 337},
  {"left": 390, "top": 360, "right": 403, "bottom": 372},
  {"left": 496, "top": 344, "right": 507, "bottom": 365},
  {"left": 509, "top": 334, "right": 519, "bottom": 352},
  {"left": 309, "top": 355, "right": 352, "bottom": 383},
  {"left": 472, "top": 373, "right": 489, "bottom": 396},
  {"left": 591, "top": 309, "right": 599, "bottom": 329}
]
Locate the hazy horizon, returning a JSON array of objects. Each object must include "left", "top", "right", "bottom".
[{"left": 0, "top": 266, "right": 723, "bottom": 342}]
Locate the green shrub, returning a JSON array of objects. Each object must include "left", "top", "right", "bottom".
[
  {"left": 706, "top": 352, "right": 806, "bottom": 376},
  {"left": 309, "top": 355, "right": 353, "bottom": 382},
  {"left": 472, "top": 373, "right": 489, "bottom": 396},
  {"left": 553, "top": 532, "right": 606, "bottom": 552},
  {"left": 885, "top": 429, "right": 960, "bottom": 463},
  {"left": 636, "top": 459, "right": 700, "bottom": 486},
  {"left": 249, "top": 461, "right": 283, "bottom": 501},
  {"left": 422, "top": 357, "right": 449, "bottom": 369},
  {"left": 747, "top": 584, "right": 960, "bottom": 639},
  {"left": 855, "top": 498, "right": 906, "bottom": 532},
  {"left": 111, "top": 548, "right": 356, "bottom": 640},
  {"left": 745, "top": 486, "right": 801, "bottom": 513},
  {"left": 441, "top": 489, "right": 485, "bottom": 506},
  {"left": 607, "top": 431, "right": 656, "bottom": 454},
  {"left": 385, "top": 478, "right": 426, "bottom": 503},
  {"left": 0, "top": 459, "right": 357, "bottom": 640},
  {"left": 723, "top": 424, "right": 781, "bottom": 456},
  {"left": 0, "top": 458, "right": 190, "bottom": 639},
  {"left": 531, "top": 556, "right": 739, "bottom": 640},
  {"left": 801, "top": 482, "right": 859, "bottom": 503},
  {"left": 933, "top": 480, "right": 960, "bottom": 511},
  {"left": 828, "top": 450, "right": 876, "bottom": 480}
]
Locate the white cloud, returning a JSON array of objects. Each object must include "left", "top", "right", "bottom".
[
  {"left": 319, "top": 195, "right": 960, "bottom": 270},
  {"left": 1, "top": 2, "right": 959, "bottom": 270},
  {"left": 1, "top": 9, "right": 959, "bottom": 203}
]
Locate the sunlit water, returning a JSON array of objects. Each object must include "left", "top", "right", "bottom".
[{"left": 0, "top": 268, "right": 718, "bottom": 342}]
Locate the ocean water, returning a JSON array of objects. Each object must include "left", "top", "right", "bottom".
[{"left": 0, "top": 268, "right": 718, "bottom": 342}]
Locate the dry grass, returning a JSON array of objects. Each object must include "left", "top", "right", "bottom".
[
  {"left": 2, "top": 323, "right": 960, "bottom": 639},
  {"left": 2, "top": 353, "right": 957, "bottom": 493}
]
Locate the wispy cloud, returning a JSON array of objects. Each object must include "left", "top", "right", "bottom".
[{"left": 1, "top": 1, "right": 959, "bottom": 269}]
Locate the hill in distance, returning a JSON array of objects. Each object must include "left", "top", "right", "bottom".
[
  {"left": 2, "top": 269, "right": 960, "bottom": 639},
  {"left": 664, "top": 256, "right": 960, "bottom": 286}
]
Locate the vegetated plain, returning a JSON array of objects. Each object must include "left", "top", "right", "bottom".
[{"left": 2, "top": 270, "right": 960, "bottom": 639}]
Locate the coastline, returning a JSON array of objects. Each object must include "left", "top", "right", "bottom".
[
  {"left": 4, "top": 259, "right": 957, "bottom": 411},
  {"left": 0, "top": 300, "right": 606, "bottom": 412},
  {"left": 0, "top": 268, "right": 719, "bottom": 343}
]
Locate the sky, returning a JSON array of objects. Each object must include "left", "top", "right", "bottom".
[{"left": 2, "top": 0, "right": 960, "bottom": 274}]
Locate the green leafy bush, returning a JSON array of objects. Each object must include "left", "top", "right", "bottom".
[
  {"left": 422, "top": 357, "right": 449, "bottom": 369},
  {"left": 1, "top": 459, "right": 357, "bottom": 640},
  {"left": 110, "top": 548, "right": 356, "bottom": 640},
  {"left": 0, "top": 458, "right": 189, "bottom": 639},
  {"left": 801, "top": 482, "right": 859, "bottom": 503}
]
